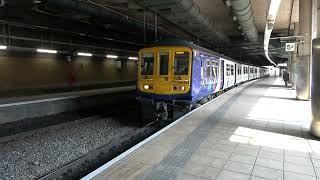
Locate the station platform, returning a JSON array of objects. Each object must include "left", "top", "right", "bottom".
[
  {"left": 0, "top": 84, "right": 135, "bottom": 125},
  {"left": 83, "top": 77, "right": 318, "bottom": 180},
  {"left": 0, "top": 83, "right": 135, "bottom": 138}
]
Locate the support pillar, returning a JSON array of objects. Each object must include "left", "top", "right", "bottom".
[
  {"left": 291, "top": 23, "right": 299, "bottom": 89},
  {"left": 310, "top": 0, "right": 320, "bottom": 137},
  {"left": 296, "top": 0, "right": 312, "bottom": 100}
]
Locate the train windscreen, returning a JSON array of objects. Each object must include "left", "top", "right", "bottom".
[
  {"left": 174, "top": 51, "right": 189, "bottom": 75},
  {"left": 141, "top": 52, "right": 154, "bottom": 75},
  {"left": 159, "top": 52, "right": 169, "bottom": 75}
]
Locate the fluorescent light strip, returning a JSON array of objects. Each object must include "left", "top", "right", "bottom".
[
  {"left": 278, "top": 63, "right": 287, "bottom": 67},
  {"left": 0, "top": 45, "right": 7, "bottom": 50},
  {"left": 37, "top": 49, "right": 57, "bottom": 54},
  {"left": 77, "top": 52, "right": 92, "bottom": 57},
  {"left": 106, "top": 55, "right": 118, "bottom": 59},
  {"left": 128, "top": 57, "right": 138, "bottom": 60}
]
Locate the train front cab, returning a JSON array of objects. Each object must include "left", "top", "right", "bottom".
[
  {"left": 137, "top": 46, "right": 192, "bottom": 121},
  {"left": 138, "top": 46, "right": 192, "bottom": 97}
]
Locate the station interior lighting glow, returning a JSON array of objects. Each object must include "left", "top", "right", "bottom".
[
  {"left": 0, "top": 45, "right": 7, "bottom": 50},
  {"left": 77, "top": 52, "right": 92, "bottom": 57},
  {"left": 128, "top": 57, "right": 138, "bottom": 60},
  {"left": 37, "top": 49, "right": 57, "bottom": 54},
  {"left": 106, "top": 55, "right": 118, "bottom": 59},
  {"left": 278, "top": 63, "right": 287, "bottom": 67}
]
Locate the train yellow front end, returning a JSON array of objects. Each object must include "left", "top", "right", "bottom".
[
  {"left": 138, "top": 46, "right": 192, "bottom": 97},
  {"left": 137, "top": 46, "right": 193, "bottom": 122}
]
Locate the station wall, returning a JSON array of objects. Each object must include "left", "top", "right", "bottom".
[{"left": 0, "top": 51, "right": 137, "bottom": 91}]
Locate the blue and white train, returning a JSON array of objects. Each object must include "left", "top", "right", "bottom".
[{"left": 137, "top": 40, "right": 268, "bottom": 121}]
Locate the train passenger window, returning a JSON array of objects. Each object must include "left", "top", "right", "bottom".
[
  {"left": 159, "top": 52, "right": 169, "bottom": 75},
  {"left": 231, "top": 65, "right": 234, "bottom": 75},
  {"left": 201, "top": 60, "right": 204, "bottom": 84},
  {"left": 141, "top": 52, "right": 154, "bottom": 75},
  {"left": 211, "top": 61, "right": 218, "bottom": 78},
  {"left": 226, "top": 64, "right": 230, "bottom": 76},
  {"left": 174, "top": 51, "right": 189, "bottom": 75},
  {"left": 211, "top": 63, "right": 215, "bottom": 78},
  {"left": 206, "top": 61, "right": 211, "bottom": 79}
]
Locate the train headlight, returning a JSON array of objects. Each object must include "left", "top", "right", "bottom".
[
  {"left": 181, "top": 86, "right": 185, "bottom": 91},
  {"left": 144, "top": 85, "right": 150, "bottom": 90}
]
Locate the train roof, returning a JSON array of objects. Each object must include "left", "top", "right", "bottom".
[{"left": 147, "top": 39, "right": 264, "bottom": 68}]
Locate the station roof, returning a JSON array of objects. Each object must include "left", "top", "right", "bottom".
[{"left": 1, "top": 0, "right": 299, "bottom": 66}]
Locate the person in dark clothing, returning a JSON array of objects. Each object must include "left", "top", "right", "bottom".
[{"left": 283, "top": 71, "right": 289, "bottom": 87}]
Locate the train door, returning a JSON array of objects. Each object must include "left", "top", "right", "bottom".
[
  {"left": 234, "top": 64, "right": 237, "bottom": 85},
  {"left": 211, "top": 57, "right": 220, "bottom": 93},
  {"left": 220, "top": 59, "right": 224, "bottom": 90},
  {"left": 229, "top": 63, "right": 235, "bottom": 87}
]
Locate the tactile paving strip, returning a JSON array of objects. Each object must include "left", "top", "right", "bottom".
[{"left": 140, "top": 82, "right": 257, "bottom": 180}]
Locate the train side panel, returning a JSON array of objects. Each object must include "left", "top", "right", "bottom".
[{"left": 191, "top": 50, "right": 221, "bottom": 101}]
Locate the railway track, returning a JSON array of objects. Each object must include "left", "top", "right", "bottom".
[
  {"left": 0, "top": 92, "right": 143, "bottom": 180},
  {"left": 39, "top": 120, "right": 165, "bottom": 180}
]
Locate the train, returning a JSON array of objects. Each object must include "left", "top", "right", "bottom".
[{"left": 136, "top": 40, "right": 269, "bottom": 122}]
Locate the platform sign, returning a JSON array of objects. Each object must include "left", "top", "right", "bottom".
[{"left": 285, "top": 43, "right": 295, "bottom": 52}]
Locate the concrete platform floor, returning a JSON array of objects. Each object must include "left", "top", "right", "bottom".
[{"left": 86, "top": 77, "right": 318, "bottom": 180}]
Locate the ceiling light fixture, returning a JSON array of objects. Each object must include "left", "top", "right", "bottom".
[
  {"left": 128, "top": 57, "right": 138, "bottom": 60},
  {"left": 0, "top": 45, "right": 7, "bottom": 50},
  {"left": 106, "top": 55, "right": 118, "bottom": 59},
  {"left": 77, "top": 52, "right": 92, "bottom": 57}
]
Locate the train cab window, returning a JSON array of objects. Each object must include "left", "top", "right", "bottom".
[
  {"left": 174, "top": 51, "right": 189, "bottom": 75},
  {"left": 159, "top": 52, "right": 169, "bottom": 75},
  {"left": 141, "top": 52, "right": 154, "bottom": 75}
]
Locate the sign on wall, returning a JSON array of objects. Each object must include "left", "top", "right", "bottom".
[{"left": 285, "top": 43, "right": 295, "bottom": 52}]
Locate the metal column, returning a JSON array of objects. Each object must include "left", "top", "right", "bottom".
[
  {"left": 296, "top": 0, "right": 312, "bottom": 100},
  {"left": 310, "top": 0, "right": 320, "bottom": 137},
  {"left": 291, "top": 22, "right": 299, "bottom": 89}
]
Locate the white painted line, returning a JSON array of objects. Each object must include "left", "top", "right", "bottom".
[
  {"left": 81, "top": 80, "right": 259, "bottom": 180},
  {"left": 0, "top": 86, "right": 135, "bottom": 108}
]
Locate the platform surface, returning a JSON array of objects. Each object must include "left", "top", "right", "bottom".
[{"left": 87, "top": 77, "right": 319, "bottom": 180}]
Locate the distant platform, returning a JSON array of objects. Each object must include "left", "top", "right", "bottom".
[
  {"left": 83, "top": 77, "right": 318, "bottom": 180},
  {"left": 0, "top": 84, "right": 135, "bottom": 125},
  {"left": 0, "top": 80, "right": 136, "bottom": 105}
]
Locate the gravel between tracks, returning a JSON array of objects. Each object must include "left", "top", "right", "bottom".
[{"left": 0, "top": 117, "right": 139, "bottom": 180}]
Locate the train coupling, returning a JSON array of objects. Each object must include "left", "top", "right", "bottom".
[{"left": 155, "top": 102, "right": 168, "bottom": 121}]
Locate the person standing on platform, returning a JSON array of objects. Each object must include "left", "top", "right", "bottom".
[{"left": 283, "top": 70, "right": 289, "bottom": 87}]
